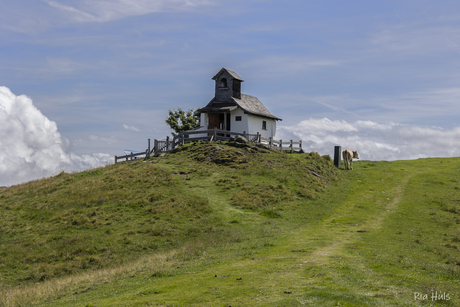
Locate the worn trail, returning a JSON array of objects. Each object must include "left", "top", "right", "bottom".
[{"left": 117, "top": 164, "right": 420, "bottom": 306}]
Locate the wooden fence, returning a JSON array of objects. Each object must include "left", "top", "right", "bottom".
[{"left": 114, "top": 128, "right": 302, "bottom": 163}]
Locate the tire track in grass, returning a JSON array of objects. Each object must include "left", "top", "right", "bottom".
[{"left": 311, "top": 170, "right": 415, "bottom": 258}]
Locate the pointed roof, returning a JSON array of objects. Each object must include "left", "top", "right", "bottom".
[{"left": 212, "top": 68, "right": 244, "bottom": 82}]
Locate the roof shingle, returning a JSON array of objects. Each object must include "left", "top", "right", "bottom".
[{"left": 233, "top": 94, "right": 281, "bottom": 120}]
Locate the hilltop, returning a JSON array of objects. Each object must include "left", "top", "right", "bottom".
[
  {"left": 1, "top": 142, "right": 459, "bottom": 306},
  {"left": 0, "top": 141, "right": 337, "bottom": 301}
]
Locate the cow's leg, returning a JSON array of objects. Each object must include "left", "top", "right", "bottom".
[
  {"left": 344, "top": 159, "right": 348, "bottom": 170},
  {"left": 350, "top": 159, "right": 353, "bottom": 170}
]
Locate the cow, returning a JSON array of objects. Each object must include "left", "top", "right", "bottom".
[{"left": 342, "top": 149, "right": 359, "bottom": 170}]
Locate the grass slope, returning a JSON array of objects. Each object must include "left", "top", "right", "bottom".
[{"left": 1, "top": 141, "right": 459, "bottom": 306}]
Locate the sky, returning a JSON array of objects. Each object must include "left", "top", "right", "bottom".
[{"left": 2, "top": 0, "right": 460, "bottom": 186}]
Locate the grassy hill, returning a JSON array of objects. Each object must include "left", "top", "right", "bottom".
[{"left": 1, "top": 140, "right": 459, "bottom": 306}]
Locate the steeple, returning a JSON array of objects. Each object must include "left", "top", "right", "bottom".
[{"left": 212, "top": 68, "right": 244, "bottom": 100}]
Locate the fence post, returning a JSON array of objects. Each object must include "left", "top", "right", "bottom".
[
  {"left": 166, "top": 136, "right": 170, "bottom": 151},
  {"left": 181, "top": 133, "right": 185, "bottom": 146},
  {"left": 279, "top": 139, "right": 282, "bottom": 151},
  {"left": 213, "top": 127, "right": 217, "bottom": 141},
  {"left": 256, "top": 132, "right": 260, "bottom": 143},
  {"left": 269, "top": 137, "right": 272, "bottom": 149},
  {"left": 114, "top": 155, "right": 117, "bottom": 164},
  {"left": 154, "top": 139, "right": 158, "bottom": 155},
  {"left": 243, "top": 131, "right": 247, "bottom": 140},
  {"left": 145, "top": 139, "right": 150, "bottom": 159},
  {"left": 299, "top": 140, "right": 302, "bottom": 152},
  {"left": 290, "top": 140, "right": 293, "bottom": 153},
  {"left": 334, "top": 146, "right": 342, "bottom": 168}
]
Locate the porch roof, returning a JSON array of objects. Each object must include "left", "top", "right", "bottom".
[{"left": 198, "top": 105, "right": 238, "bottom": 113}]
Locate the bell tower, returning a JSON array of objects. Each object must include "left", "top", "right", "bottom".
[{"left": 212, "top": 68, "right": 244, "bottom": 101}]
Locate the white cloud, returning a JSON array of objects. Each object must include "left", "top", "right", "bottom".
[
  {"left": 0, "top": 86, "right": 111, "bottom": 186},
  {"left": 43, "top": 0, "right": 98, "bottom": 22},
  {"left": 278, "top": 118, "right": 460, "bottom": 161},
  {"left": 89, "top": 134, "right": 118, "bottom": 144},
  {"left": 43, "top": 0, "right": 213, "bottom": 23},
  {"left": 288, "top": 118, "right": 358, "bottom": 134},
  {"left": 123, "top": 124, "right": 140, "bottom": 132}
]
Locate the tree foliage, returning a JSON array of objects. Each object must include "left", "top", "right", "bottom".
[{"left": 165, "top": 108, "right": 200, "bottom": 136}]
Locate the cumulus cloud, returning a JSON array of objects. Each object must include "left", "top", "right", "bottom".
[
  {"left": 278, "top": 118, "right": 460, "bottom": 161},
  {"left": 0, "top": 86, "right": 111, "bottom": 186}
]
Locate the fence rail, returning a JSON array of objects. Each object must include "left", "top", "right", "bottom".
[{"left": 114, "top": 128, "right": 302, "bottom": 163}]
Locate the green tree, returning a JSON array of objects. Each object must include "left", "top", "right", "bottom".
[{"left": 165, "top": 108, "right": 200, "bottom": 136}]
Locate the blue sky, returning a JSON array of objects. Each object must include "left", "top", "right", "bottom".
[{"left": 2, "top": 0, "right": 460, "bottom": 185}]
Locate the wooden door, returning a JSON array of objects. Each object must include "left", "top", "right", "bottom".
[
  {"left": 208, "top": 113, "right": 219, "bottom": 136},
  {"left": 208, "top": 113, "right": 219, "bottom": 129}
]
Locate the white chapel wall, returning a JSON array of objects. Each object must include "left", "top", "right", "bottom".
[
  {"left": 230, "top": 108, "right": 248, "bottom": 135},
  {"left": 246, "top": 114, "right": 276, "bottom": 139}
]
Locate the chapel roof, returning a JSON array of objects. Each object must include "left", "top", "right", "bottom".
[
  {"left": 198, "top": 94, "right": 281, "bottom": 121},
  {"left": 234, "top": 94, "right": 281, "bottom": 120}
]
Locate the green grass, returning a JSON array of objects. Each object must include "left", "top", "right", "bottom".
[{"left": 1, "top": 141, "right": 459, "bottom": 306}]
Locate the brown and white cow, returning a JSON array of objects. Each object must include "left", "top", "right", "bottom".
[{"left": 342, "top": 149, "right": 359, "bottom": 170}]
